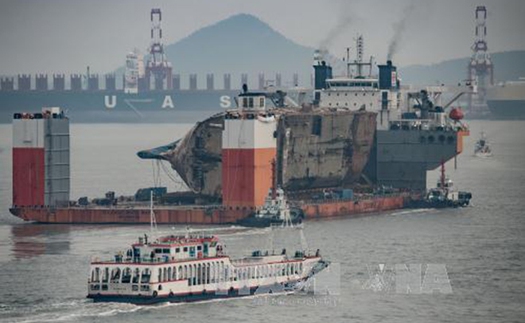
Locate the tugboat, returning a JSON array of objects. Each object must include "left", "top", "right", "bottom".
[
  {"left": 474, "top": 132, "right": 493, "bottom": 157},
  {"left": 236, "top": 187, "right": 304, "bottom": 228},
  {"left": 412, "top": 163, "right": 472, "bottom": 208},
  {"left": 87, "top": 231, "right": 328, "bottom": 304}
]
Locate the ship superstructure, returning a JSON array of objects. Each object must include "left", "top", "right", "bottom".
[
  {"left": 12, "top": 108, "right": 70, "bottom": 207},
  {"left": 222, "top": 90, "right": 277, "bottom": 207},
  {"left": 87, "top": 233, "right": 328, "bottom": 304}
]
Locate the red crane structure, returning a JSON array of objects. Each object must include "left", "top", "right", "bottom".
[
  {"left": 146, "top": 8, "right": 173, "bottom": 91},
  {"left": 467, "top": 6, "right": 493, "bottom": 114}
]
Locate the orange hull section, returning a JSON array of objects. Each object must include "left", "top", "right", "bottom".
[
  {"left": 222, "top": 148, "right": 276, "bottom": 208},
  {"left": 10, "top": 195, "right": 411, "bottom": 224}
]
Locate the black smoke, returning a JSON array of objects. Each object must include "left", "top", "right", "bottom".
[{"left": 387, "top": 1, "right": 417, "bottom": 61}]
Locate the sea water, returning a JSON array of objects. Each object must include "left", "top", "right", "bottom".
[{"left": 0, "top": 120, "right": 524, "bottom": 323}]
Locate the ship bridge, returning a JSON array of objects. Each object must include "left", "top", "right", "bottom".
[{"left": 237, "top": 92, "right": 267, "bottom": 110}]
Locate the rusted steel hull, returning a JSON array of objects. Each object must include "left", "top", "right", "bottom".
[
  {"left": 9, "top": 207, "right": 252, "bottom": 224},
  {"left": 302, "top": 195, "right": 409, "bottom": 219},
  {"left": 10, "top": 194, "right": 412, "bottom": 224}
]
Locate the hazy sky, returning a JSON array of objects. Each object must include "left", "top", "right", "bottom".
[{"left": 0, "top": 0, "right": 523, "bottom": 74}]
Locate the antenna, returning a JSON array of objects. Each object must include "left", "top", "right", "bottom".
[
  {"left": 150, "top": 190, "right": 157, "bottom": 236},
  {"left": 347, "top": 35, "right": 371, "bottom": 78},
  {"left": 356, "top": 35, "right": 363, "bottom": 76},
  {"left": 346, "top": 47, "right": 350, "bottom": 77},
  {"left": 299, "top": 227, "right": 309, "bottom": 251}
]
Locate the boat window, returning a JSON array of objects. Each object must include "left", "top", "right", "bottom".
[
  {"left": 155, "top": 248, "right": 162, "bottom": 254},
  {"left": 141, "top": 268, "right": 151, "bottom": 283},
  {"left": 132, "top": 268, "right": 140, "bottom": 284},
  {"left": 175, "top": 248, "right": 180, "bottom": 253},
  {"left": 259, "top": 97, "right": 264, "bottom": 107},
  {"left": 192, "top": 264, "right": 197, "bottom": 286},
  {"left": 248, "top": 97, "right": 254, "bottom": 108},
  {"left": 242, "top": 97, "right": 248, "bottom": 108},
  {"left": 122, "top": 268, "right": 132, "bottom": 283},
  {"left": 111, "top": 268, "right": 121, "bottom": 283},
  {"left": 162, "top": 248, "right": 170, "bottom": 254},
  {"left": 183, "top": 247, "right": 188, "bottom": 252},
  {"left": 102, "top": 268, "right": 109, "bottom": 283},
  {"left": 197, "top": 245, "right": 202, "bottom": 251},
  {"left": 189, "top": 246, "right": 196, "bottom": 258},
  {"left": 91, "top": 268, "right": 100, "bottom": 282}
]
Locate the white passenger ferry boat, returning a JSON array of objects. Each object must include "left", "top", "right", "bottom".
[{"left": 87, "top": 233, "right": 329, "bottom": 304}]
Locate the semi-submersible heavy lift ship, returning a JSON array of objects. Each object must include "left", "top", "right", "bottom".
[{"left": 9, "top": 40, "right": 471, "bottom": 224}]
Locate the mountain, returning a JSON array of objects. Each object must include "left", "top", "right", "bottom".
[
  {"left": 163, "top": 14, "right": 314, "bottom": 87},
  {"left": 399, "top": 50, "right": 525, "bottom": 85},
  {"left": 118, "top": 13, "right": 524, "bottom": 88}
]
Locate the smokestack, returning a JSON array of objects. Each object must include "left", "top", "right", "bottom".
[
  {"left": 378, "top": 61, "right": 398, "bottom": 90},
  {"left": 313, "top": 60, "right": 332, "bottom": 104}
]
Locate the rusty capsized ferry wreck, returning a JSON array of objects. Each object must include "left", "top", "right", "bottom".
[{"left": 10, "top": 44, "right": 470, "bottom": 224}]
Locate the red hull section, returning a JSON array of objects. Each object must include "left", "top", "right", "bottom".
[
  {"left": 302, "top": 195, "right": 407, "bottom": 219},
  {"left": 12, "top": 148, "right": 45, "bottom": 207},
  {"left": 10, "top": 207, "right": 252, "bottom": 224},
  {"left": 10, "top": 195, "right": 412, "bottom": 224},
  {"left": 222, "top": 148, "right": 276, "bottom": 208}
]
